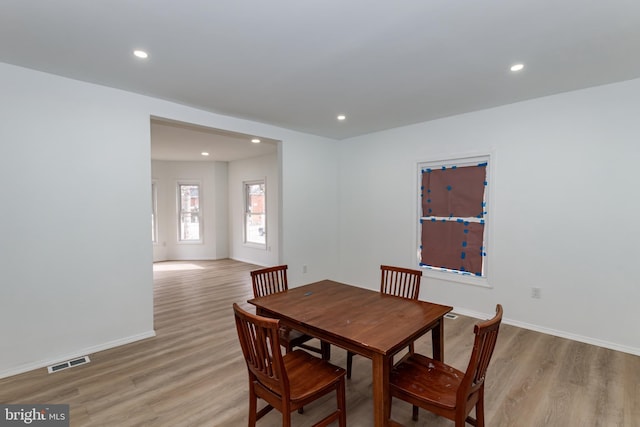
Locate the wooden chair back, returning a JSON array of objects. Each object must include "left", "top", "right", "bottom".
[
  {"left": 380, "top": 265, "right": 422, "bottom": 299},
  {"left": 251, "top": 265, "right": 288, "bottom": 298},
  {"left": 233, "top": 303, "right": 289, "bottom": 398},
  {"left": 458, "top": 304, "right": 503, "bottom": 403}
]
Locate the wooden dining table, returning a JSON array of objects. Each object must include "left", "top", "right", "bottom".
[{"left": 247, "top": 279, "right": 453, "bottom": 427}]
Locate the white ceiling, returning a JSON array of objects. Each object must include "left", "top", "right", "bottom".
[
  {"left": 2, "top": 1, "right": 640, "bottom": 152},
  {"left": 150, "top": 118, "right": 277, "bottom": 162}
]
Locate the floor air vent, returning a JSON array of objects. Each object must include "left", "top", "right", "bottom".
[
  {"left": 47, "top": 356, "right": 90, "bottom": 373},
  {"left": 444, "top": 313, "right": 458, "bottom": 319}
]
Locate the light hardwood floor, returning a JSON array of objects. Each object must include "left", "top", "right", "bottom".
[{"left": 1, "top": 259, "right": 638, "bottom": 426}]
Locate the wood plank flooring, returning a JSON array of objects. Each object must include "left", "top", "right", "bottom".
[{"left": 1, "top": 259, "right": 638, "bottom": 426}]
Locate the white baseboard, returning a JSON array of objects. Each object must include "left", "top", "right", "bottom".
[
  {"left": 451, "top": 307, "right": 640, "bottom": 357},
  {"left": 229, "top": 256, "right": 268, "bottom": 267},
  {"left": 0, "top": 330, "right": 156, "bottom": 380}
]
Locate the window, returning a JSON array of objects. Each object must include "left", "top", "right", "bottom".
[
  {"left": 244, "top": 181, "right": 266, "bottom": 246},
  {"left": 151, "top": 181, "right": 158, "bottom": 243},
  {"left": 178, "top": 183, "right": 201, "bottom": 242},
  {"left": 417, "top": 155, "right": 489, "bottom": 282}
]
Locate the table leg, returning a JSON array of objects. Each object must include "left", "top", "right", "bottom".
[
  {"left": 321, "top": 341, "right": 331, "bottom": 360},
  {"left": 432, "top": 318, "right": 445, "bottom": 361},
  {"left": 372, "top": 353, "right": 391, "bottom": 427}
]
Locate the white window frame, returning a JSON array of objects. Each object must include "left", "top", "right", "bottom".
[
  {"left": 416, "top": 153, "right": 493, "bottom": 288},
  {"left": 177, "top": 181, "right": 203, "bottom": 244},
  {"left": 243, "top": 179, "right": 267, "bottom": 248}
]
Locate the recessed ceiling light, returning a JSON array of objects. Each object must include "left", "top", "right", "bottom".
[
  {"left": 337, "top": 115, "right": 346, "bottom": 121},
  {"left": 133, "top": 50, "right": 148, "bottom": 59},
  {"left": 251, "top": 138, "right": 261, "bottom": 143},
  {"left": 201, "top": 152, "right": 210, "bottom": 156},
  {"left": 510, "top": 63, "right": 524, "bottom": 72}
]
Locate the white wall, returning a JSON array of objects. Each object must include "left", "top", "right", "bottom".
[
  {"left": 0, "top": 62, "right": 340, "bottom": 377},
  {"left": 281, "top": 136, "right": 340, "bottom": 286},
  {"left": 337, "top": 78, "right": 640, "bottom": 355},
  {"left": 228, "top": 153, "right": 279, "bottom": 266},
  {"left": 0, "top": 63, "right": 155, "bottom": 377},
  {"left": 152, "top": 160, "right": 228, "bottom": 262}
]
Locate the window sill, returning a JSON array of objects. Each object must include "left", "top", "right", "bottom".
[
  {"left": 422, "top": 268, "right": 492, "bottom": 288},
  {"left": 243, "top": 242, "right": 267, "bottom": 250}
]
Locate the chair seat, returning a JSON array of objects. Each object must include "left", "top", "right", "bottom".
[
  {"left": 282, "top": 350, "right": 346, "bottom": 403},
  {"left": 390, "top": 353, "right": 464, "bottom": 411}
]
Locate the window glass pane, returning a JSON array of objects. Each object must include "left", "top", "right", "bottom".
[
  {"left": 422, "top": 164, "right": 487, "bottom": 218},
  {"left": 420, "top": 220, "right": 484, "bottom": 275},
  {"left": 245, "top": 182, "right": 265, "bottom": 245},
  {"left": 179, "top": 184, "right": 200, "bottom": 241}
]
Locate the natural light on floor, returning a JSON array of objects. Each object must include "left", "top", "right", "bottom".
[{"left": 153, "top": 262, "right": 205, "bottom": 272}]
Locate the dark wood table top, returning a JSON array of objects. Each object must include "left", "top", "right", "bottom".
[{"left": 248, "top": 279, "right": 453, "bottom": 357}]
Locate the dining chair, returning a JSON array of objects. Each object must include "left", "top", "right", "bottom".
[
  {"left": 233, "top": 303, "right": 347, "bottom": 427},
  {"left": 346, "top": 264, "right": 422, "bottom": 379},
  {"left": 387, "top": 304, "right": 503, "bottom": 427},
  {"left": 250, "top": 265, "right": 330, "bottom": 360}
]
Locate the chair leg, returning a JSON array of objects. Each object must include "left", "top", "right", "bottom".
[
  {"left": 248, "top": 387, "right": 257, "bottom": 427},
  {"left": 283, "top": 411, "right": 292, "bottom": 427},
  {"left": 337, "top": 377, "right": 347, "bottom": 427},
  {"left": 346, "top": 351, "right": 354, "bottom": 379},
  {"left": 284, "top": 342, "right": 293, "bottom": 354},
  {"left": 454, "top": 409, "right": 467, "bottom": 427},
  {"left": 476, "top": 387, "right": 485, "bottom": 427},
  {"left": 412, "top": 405, "right": 419, "bottom": 421}
]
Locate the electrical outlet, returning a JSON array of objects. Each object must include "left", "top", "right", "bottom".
[
  {"left": 302, "top": 265, "right": 308, "bottom": 274},
  {"left": 531, "top": 287, "right": 542, "bottom": 299}
]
